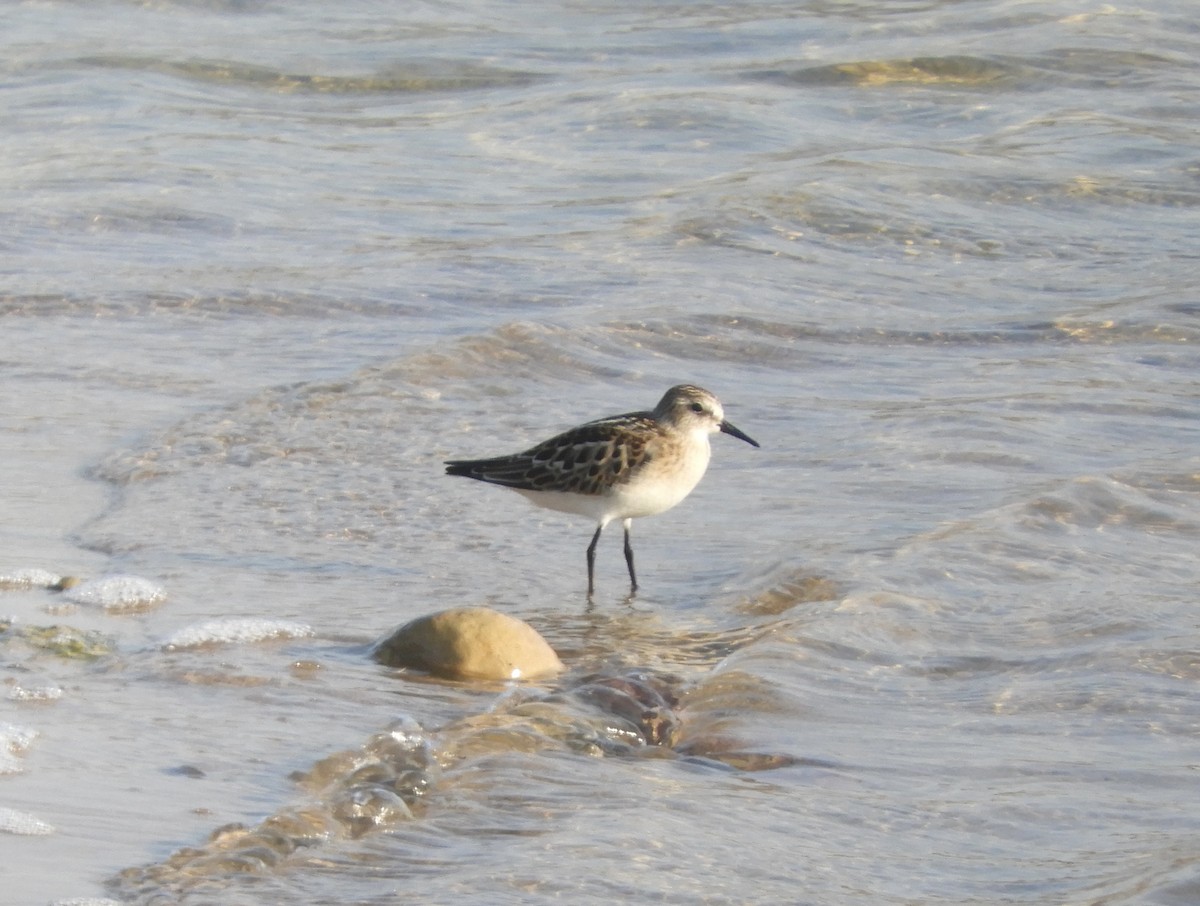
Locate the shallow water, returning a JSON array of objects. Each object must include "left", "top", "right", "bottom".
[{"left": 3, "top": 1, "right": 1200, "bottom": 903}]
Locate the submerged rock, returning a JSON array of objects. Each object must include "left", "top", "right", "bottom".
[
  {"left": 0, "top": 721, "right": 38, "bottom": 775},
  {"left": 111, "top": 662, "right": 801, "bottom": 901},
  {"left": 0, "top": 805, "right": 54, "bottom": 836},
  {"left": 4, "top": 624, "right": 116, "bottom": 660},
  {"left": 63, "top": 575, "right": 166, "bottom": 613},
  {"left": 372, "top": 606, "right": 563, "bottom": 681},
  {"left": 0, "top": 568, "right": 71, "bottom": 590},
  {"left": 163, "top": 618, "right": 315, "bottom": 650}
]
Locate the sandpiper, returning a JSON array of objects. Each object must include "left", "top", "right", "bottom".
[{"left": 445, "top": 384, "right": 759, "bottom": 595}]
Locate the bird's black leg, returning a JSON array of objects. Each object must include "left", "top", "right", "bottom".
[
  {"left": 623, "top": 520, "right": 637, "bottom": 592},
  {"left": 586, "top": 525, "right": 603, "bottom": 596}
]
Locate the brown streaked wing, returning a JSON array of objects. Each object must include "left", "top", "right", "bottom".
[
  {"left": 447, "top": 412, "right": 659, "bottom": 495},
  {"left": 527, "top": 414, "right": 657, "bottom": 494}
]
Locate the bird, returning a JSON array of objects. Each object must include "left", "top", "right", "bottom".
[{"left": 444, "top": 384, "right": 759, "bottom": 595}]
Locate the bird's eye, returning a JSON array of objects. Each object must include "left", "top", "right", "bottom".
[{"left": 689, "top": 402, "right": 704, "bottom": 413}]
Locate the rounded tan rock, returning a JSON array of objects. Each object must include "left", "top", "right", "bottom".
[{"left": 372, "top": 607, "right": 563, "bottom": 681}]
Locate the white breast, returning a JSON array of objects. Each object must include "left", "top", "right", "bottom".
[
  {"left": 513, "top": 426, "right": 713, "bottom": 527},
  {"left": 608, "top": 429, "right": 712, "bottom": 520}
]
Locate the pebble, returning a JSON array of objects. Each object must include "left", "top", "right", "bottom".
[{"left": 372, "top": 606, "right": 563, "bottom": 681}]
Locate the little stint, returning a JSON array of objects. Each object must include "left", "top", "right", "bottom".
[{"left": 445, "top": 384, "right": 760, "bottom": 595}]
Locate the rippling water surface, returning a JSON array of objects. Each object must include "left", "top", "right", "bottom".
[{"left": 3, "top": 1, "right": 1200, "bottom": 903}]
